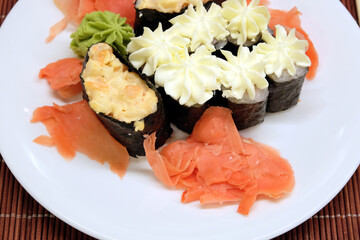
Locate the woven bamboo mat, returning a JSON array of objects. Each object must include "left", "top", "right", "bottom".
[{"left": 1, "top": 0, "right": 359, "bottom": 239}]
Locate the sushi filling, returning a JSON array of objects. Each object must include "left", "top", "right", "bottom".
[
  {"left": 268, "top": 66, "right": 309, "bottom": 83},
  {"left": 255, "top": 25, "right": 311, "bottom": 79},
  {"left": 255, "top": 25, "right": 311, "bottom": 112},
  {"left": 82, "top": 43, "right": 158, "bottom": 131},
  {"left": 226, "top": 88, "right": 268, "bottom": 104},
  {"left": 135, "top": 0, "right": 212, "bottom": 13}
]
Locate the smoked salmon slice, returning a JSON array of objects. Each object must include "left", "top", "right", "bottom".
[
  {"left": 144, "top": 107, "right": 295, "bottom": 215},
  {"left": 31, "top": 100, "right": 129, "bottom": 178},
  {"left": 39, "top": 58, "right": 83, "bottom": 98}
]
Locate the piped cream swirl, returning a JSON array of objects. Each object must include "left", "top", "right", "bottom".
[
  {"left": 136, "top": 0, "right": 211, "bottom": 13},
  {"left": 169, "top": 2, "right": 229, "bottom": 52},
  {"left": 127, "top": 23, "right": 189, "bottom": 76},
  {"left": 219, "top": 47, "right": 268, "bottom": 100},
  {"left": 155, "top": 46, "right": 222, "bottom": 107},
  {"left": 222, "top": 0, "right": 270, "bottom": 45},
  {"left": 256, "top": 25, "right": 311, "bottom": 78}
]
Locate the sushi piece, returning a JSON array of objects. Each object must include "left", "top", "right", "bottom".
[
  {"left": 154, "top": 46, "right": 223, "bottom": 133},
  {"left": 268, "top": 7, "right": 319, "bottom": 80},
  {"left": 221, "top": 0, "right": 270, "bottom": 54},
  {"left": 255, "top": 25, "right": 311, "bottom": 112},
  {"left": 218, "top": 46, "right": 269, "bottom": 130},
  {"left": 80, "top": 43, "right": 172, "bottom": 157},
  {"left": 133, "top": 0, "right": 215, "bottom": 35}
]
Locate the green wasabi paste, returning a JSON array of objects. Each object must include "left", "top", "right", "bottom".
[{"left": 70, "top": 11, "right": 134, "bottom": 57}]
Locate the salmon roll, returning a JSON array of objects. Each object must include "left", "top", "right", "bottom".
[
  {"left": 218, "top": 46, "right": 269, "bottom": 130},
  {"left": 255, "top": 25, "right": 311, "bottom": 112},
  {"left": 80, "top": 43, "right": 172, "bottom": 157},
  {"left": 134, "top": 0, "right": 216, "bottom": 35}
]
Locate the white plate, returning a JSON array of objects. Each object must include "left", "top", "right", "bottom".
[{"left": 0, "top": 0, "right": 359, "bottom": 239}]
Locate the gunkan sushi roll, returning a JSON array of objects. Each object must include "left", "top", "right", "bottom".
[
  {"left": 255, "top": 25, "right": 311, "bottom": 112},
  {"left": 221, "top": 0, "right": 270, "bottom": 54},
  {"left": 134, "top": 0, "right": 215, "bottom": 35},
  {"left": 80, "top": 43, "right": 172, "bottom": 157},
  {"left": 218, "top": 46, "right": 269, "bottom": 130}
]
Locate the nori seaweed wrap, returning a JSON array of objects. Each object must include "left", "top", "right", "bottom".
[
  {"left": 266, "top": 68, "right": 308, "bottom": 112},
  {"left": 133, "top": 0, "right": 215, "bottom": 35},
  {"left": 158, "top": 87, "right": 215, "bottom": 134},
  {"left": 223, "top": 90, "right": 268, "bottom": 130},
  {"left": 255, "top": 25, "right": 311, "bottom": 113},
  {"left": 80, "top": 43, "right": 172, "bottom": 157}
]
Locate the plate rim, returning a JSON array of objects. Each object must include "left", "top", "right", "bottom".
[{"left": 1, "top": 0, "right": 360, "bottom": 239}]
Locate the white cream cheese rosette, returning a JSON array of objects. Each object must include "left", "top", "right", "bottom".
[
  {"left": 256, "top": 25, "right": 311, "bottom": 78},
  {"left": 219, "top": 46, "right": 268, "bottom": 101},
  {"left": 127, "top": 23, "right": 190, "bottom": 76},
  {"left": 222, "top": 0, "right": 270, "bottom": 45},
  {"left": 169, "top": 2, "right": 229, "bottom": 52},
  {"left": 155, "top": 45, "right": 222, "bottom": 107},
  {"left": 135, "top": 0, "right": 212, "bottom": 13}
]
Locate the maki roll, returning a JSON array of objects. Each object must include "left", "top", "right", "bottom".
[
  {"left": 134, "top": 0, "right": 215, "bottom": 35},
  {"left": 154, "top": 46, "right": 223, "bottom": 133},
  {"left": 221, "top": 0, "right": 270, "bottom": 54},
  {"left": 218, "top": 47, "right": 269, "bottom": 130},
  {"left": 80, "top": 43, "right": 172, "bottom": 157},
  {"left": 255, "top": 25, "right": 311, "bottom": 112}
]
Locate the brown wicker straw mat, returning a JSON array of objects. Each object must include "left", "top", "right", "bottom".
[
  {"left": 0, "top": 0, "right": 359, "bottom": 239},
  {"left": 0, "top": 0, "right": 16, "bottom": 26}
]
